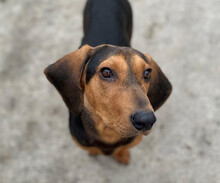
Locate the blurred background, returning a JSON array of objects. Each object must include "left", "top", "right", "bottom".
[{"left": 0, "top": 0, "right": 219, "bottom": 183}]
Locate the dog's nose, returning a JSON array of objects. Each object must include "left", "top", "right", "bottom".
[{"left": 130, "top": 111, "right": 156, "bottom": 131}]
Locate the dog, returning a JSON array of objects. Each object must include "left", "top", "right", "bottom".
[{"left": 44, "top": 0, "right": 172, "bottom": 164}]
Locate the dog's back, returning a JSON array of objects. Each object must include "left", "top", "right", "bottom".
[{"left": 82, "top": 0, "right": 132, "bottom": 47}]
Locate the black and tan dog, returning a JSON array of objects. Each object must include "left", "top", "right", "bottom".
[{"left": 44, "top": 0, "right": 172, "bottom": 164}]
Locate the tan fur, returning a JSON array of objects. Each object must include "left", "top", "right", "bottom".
[
  {"left": 83, "top": 54, "right": 153, "bottom": 144},
  {"left": 131, "top": 54, "right": 151, "bottom": 93}
]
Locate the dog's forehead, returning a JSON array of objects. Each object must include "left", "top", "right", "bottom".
[{"left": 86, "top": 45, "right": 148, "bottom": 83}]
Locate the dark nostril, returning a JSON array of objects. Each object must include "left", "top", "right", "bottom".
[
  {"left": 130, "top": 114, "right": 145, "bottom": 130},
  {"left": 131, "top": 111, "right": 156, "bottom": 131},
  {"left": 133, "top": 121, "right": 146, "bottom": 131},
  {"left": 130, "top": 114, "right": 134, "bottom": 123}
]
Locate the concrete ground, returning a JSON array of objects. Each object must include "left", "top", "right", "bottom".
[{"left": 0, "top": 0, "right": 220, "bottom": 183}]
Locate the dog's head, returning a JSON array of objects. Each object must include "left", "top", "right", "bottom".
[{"left": 44, "top": 44, "right": 172, "bottom": 139}]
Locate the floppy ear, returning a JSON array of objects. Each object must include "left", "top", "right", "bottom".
[
  {"left": 44, "top": 44, "right": 93, "bottom": 114},
  {"left": 145, "top": 54, "right": 172, "bottom": 111}
]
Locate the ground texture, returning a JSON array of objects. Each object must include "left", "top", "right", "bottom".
[{"left": 0, "top": 0, "right": 220, "bottom": 183}]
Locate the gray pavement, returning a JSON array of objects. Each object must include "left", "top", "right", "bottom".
[{"left": 0, "top": 0, "right": 220, "bottom": 183}]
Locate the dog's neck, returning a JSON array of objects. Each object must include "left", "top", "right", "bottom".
[{"left": 81, "top": 0, "right": 132, "bottom": 47}]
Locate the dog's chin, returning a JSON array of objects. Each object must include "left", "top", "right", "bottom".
[
  {"left": 110, "top": 121, "right": 152, "bottom": 138},
  {"left": 109, "top": 122, "right": 152, "bottom": 138},
  {"left": 118, "top": 125, "right": 153, "bottom": 137}
]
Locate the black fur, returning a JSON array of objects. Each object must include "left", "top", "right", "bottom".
[{"left": 82, "top": 0, "right": 132, "bottom": 47}]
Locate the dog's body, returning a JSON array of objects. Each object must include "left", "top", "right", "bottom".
[
  {"left": 82, "top": 0, "right": 132, "bottom": 47},
  {"left": 44, "top": 0, "right": 172, "bottom": 164}
]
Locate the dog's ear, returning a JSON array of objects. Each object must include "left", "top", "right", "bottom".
[
  {"left": 44, "top": 45, "right": 93, "bottom": 114},
  {"left": 145, "top": 54, "right": 172, "bottom": 111}
]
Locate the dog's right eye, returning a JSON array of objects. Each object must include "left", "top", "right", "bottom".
[{"left": 100, "top": 67, "right": 114, "bottom": 80}]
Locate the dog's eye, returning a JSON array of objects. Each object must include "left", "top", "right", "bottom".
[
  {"left": 100, "top": 67, "right": 113, "bottom": 80},
  {"left": 143, "top": 68, "right": 152, "bottom": 81}
]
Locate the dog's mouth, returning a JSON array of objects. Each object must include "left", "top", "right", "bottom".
[
  {"left": 141, "top": 130, "right": 151, "bottom": 136},
  {"left": 116, "top": 126, "right": 151, "bottom": 138},
  {"left": 120, "top": 129, "right": 151, "bottom": 137},
  {"left": 106, "top": 119, "right": 152, "bottom": 138}
]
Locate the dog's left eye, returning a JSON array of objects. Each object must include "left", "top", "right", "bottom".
[
  {"left": 143, "top": 68, "right": 152, "bottom": 81},
  {"left": 100, "top": 67, "right": 114, "bottom": 80}
]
